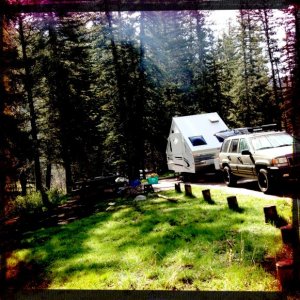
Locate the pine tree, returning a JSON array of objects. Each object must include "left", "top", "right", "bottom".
[
  {"left": 35, "top": 13, "right": 99, "bottom": 191},
  {"left": 17, "top": 15, "right": 51, "bottom": 206},
  {"left": 213, "top": 23, "right": 239, "bottom": 126},
  {"left": 229, "top": 10, "right": 273, "bottom": 127},
  {"left": 279, "top": 7, "right": 298, "bottom": 134},
  {"left": 0, "top": 12, "right": 33, "bottom": 290},
  {"left": 252, "top": 9, "right": 284, "bottom": 128}
]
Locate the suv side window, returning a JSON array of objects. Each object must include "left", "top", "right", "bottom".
[
  {"left": 229, "top": 139, "right": 239, "bottom": 153},
  {"left": 221, "top": 139, "right": 231, "bottom": 153},
  {"left": 239, "top": 138, "right": 250, "bottom": 153}
]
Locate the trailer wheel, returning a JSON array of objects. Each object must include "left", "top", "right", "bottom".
[{"left": 223, "top": 166, "right": 237, "bottom": 187}]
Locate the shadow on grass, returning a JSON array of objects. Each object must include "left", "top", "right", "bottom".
[
  {"left": 229, "top": 206, "right": 245, "bottom": 213},
  {"left": 114, "top": 199, "right": 274, "bottom": 266},
  {"left": 7, "top": 194, "right": 289, "bottom": 290},
  {"left": 203, "top": 198, "right": 216, "bottom": 205},
  {"left": 268, "top": 215, "right": 289, "bottom": 228},
  {"left": 6, "top": 211, "right": 113, "bottom": 290}
]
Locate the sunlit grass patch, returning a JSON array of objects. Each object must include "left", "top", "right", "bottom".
[
  {"left": 11, "top": 186, "right": 291, "bottom": 290},
  {"left": 193, "top": 263, "right": 278, "bottom": 291}
]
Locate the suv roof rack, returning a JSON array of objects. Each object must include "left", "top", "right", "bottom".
[
  {"left": 247, "top": 123, "right": 278, "bottom": 133},
  {"left": 215, "top": 123, "right": 278, "bottom": 142}
]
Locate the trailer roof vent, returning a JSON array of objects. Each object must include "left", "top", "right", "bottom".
[{"left": 209, "top": 116, "right": 220, "bottom": 123}]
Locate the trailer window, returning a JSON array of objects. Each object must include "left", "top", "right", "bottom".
[{"left": 189, "top": 136, "right": 207, "bottom": 146}]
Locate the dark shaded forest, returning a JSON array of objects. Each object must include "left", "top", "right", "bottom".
[{"left": 0, "top": 8, "right": 299, "bottom": 198}]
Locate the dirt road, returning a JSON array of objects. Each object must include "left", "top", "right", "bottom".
[{"left": 154, "top": 177, "right": 295, "bottom": 201}]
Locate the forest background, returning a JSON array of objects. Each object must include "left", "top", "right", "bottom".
[{"left": 1, "top": 7, "right": 298, "bottom": 205}]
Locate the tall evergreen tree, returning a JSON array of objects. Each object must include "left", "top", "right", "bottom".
[
  {"left": 36, "top": 13, "right": 98, "bottom": 191},
  {"left": 190, "top": 11, "right": 214, "bottom": 114},
  {"left": 213, "top": 23, "right": 239, "bottom": 126},
  {"left": 229, "top": 10, "right": 274, "bottom": 127},
  {"left": 17, "top": 15, "right": 51, "bottom": 206},
  {"left": 252, "top": 9, "right": 284, "bottom": 128},
  {"left": 279, "top": 7, "right": 298, "bottom": 134},
  {"left": 0, "top": 12, "right": 32, "bottom": 291}
]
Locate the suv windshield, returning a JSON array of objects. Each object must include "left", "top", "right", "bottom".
[{"left": 251, "top": 133, "right": 293, "bottom": 150}]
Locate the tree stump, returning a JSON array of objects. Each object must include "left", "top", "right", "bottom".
[
  {"left": 201, "top": 189, "right": 209, "bottom": 200},
  {"left": 175, "top": 183, "right": 181, "bottom": 193},
  {"left": 263, "top": 205, "right": 278, "bottom": 223},
  {"left": 276, "top": 259, "right": 295, "bottom": 291},
  {"left": 184, "top": 184, "right": 193, "bottom": 197},
  {"left": 202, "top": 189, "right": 215, "bottom": 204},
  {"left": 280, "top": 224, "right": 298, "bottom": 245},
  {"left": 227, "top": 196, "right": 239, "bottom": 210}
]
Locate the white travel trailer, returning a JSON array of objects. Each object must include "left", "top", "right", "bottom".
[{"left": 166, "top": 113, "right": 229, "bottom": 174}]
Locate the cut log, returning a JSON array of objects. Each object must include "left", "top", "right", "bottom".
[
  {"left": 175, "top": 183, "right": 181, "bottom": 193},
  {"left": 202, "top": 189, "right": 211, "bottom": 202},
  {"left": 227, "top": 196, "right": 239, "bottom": 210},
  {"left": 184, "top": 184, "right": 193, "bottom": 197},
  {"left": 276, "top": 259, "right": 294, "bottom": 291},
  {"left": 280, "top": 224, "right": 298, "bottom": 245},
  {"left": 263, "top": 205, "right": 278, "bottom": 223}
]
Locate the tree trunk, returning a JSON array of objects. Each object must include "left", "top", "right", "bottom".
[
  {"left": 45, "top": 163, "right": 52, "bottom": 190},
  {"left": 260, "top": 9, "right": 282, "bottom": 128},
  {"left": 105, "top": 11, "right": 134, "bottom": 179},
  {"left": 0, "top": 14, "right": 5, "bottom": 219},
  {"left": 195, "top": 11, "right": 205, "bottom": 71},
  {"left": 131, "top": 10, "right": 146, "bottom": 180},
  {"left": 291, "top": 5, "right": 300, "bottom": 289},
  {"left": 0, "top": 174, "right": 7, "bottom": 294},
  {"left": 19, "top": 170, "right": 27, "bottom": 196},
  {"left": 47, "top": 22, "right": 74, "bottom": 194},
  {"left": 18, "top": 16, "right": 51, "bottom": 208},
  {"left": 0, "top": 12, "right": 7, "bottom": 294},
  {"left": 64, "top": 155, "right": 73, "bottom": 194},
  {"left": 240, "top": 10, "right": 251, "bottom": 126}
]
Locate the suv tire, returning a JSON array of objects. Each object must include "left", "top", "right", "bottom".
[
  {"left": 257, "top": 168, "right": 273, "bottom": 193},
  {"left": 223, "top": 166, "right": 237, "bottom": 187}
]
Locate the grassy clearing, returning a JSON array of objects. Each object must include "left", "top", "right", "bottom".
[{"left": 10, "top": 186, "right": 292, "bottom": 290}]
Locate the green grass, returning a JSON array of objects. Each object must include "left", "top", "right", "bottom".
[
  {"left": 10, "top": 186, "right": 292, "bottom": 290},
  {"left": 8, "top": 189, "right": 69, "bottom": 217}
]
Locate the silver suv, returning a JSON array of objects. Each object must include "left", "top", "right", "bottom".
[{"left": 218, "top": 129, "right": 300, "bottom": 193}]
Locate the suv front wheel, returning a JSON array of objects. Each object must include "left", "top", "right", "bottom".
[
  {"left": 223, "top": 166, "right": 237, "bottom": 187},
  {"left": 257, "top": 168, "right": 274, "bottom": 193}
]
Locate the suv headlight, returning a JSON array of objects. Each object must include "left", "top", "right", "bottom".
[{"left": 272, "top": 156, "right": 289, "bottom": 167}]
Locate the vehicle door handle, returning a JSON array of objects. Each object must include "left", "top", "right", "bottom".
[
  {"left": 227, "top": 156, "right": 231, "bottom": 161},
  {"left": 238, "top": 157, "right": 243, "bottom": 163}
]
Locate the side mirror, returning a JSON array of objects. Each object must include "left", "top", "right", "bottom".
[{"left": 241, "top": 150, "right": 252, "bottom": 155}]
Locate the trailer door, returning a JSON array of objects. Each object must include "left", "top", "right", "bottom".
[{"left": 168, "top": 133, "right": 186, "bottom": 168}]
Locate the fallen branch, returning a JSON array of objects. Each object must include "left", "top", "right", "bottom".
[{"left": 157, "top": 194, "right": 178, "bottom": 203}]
